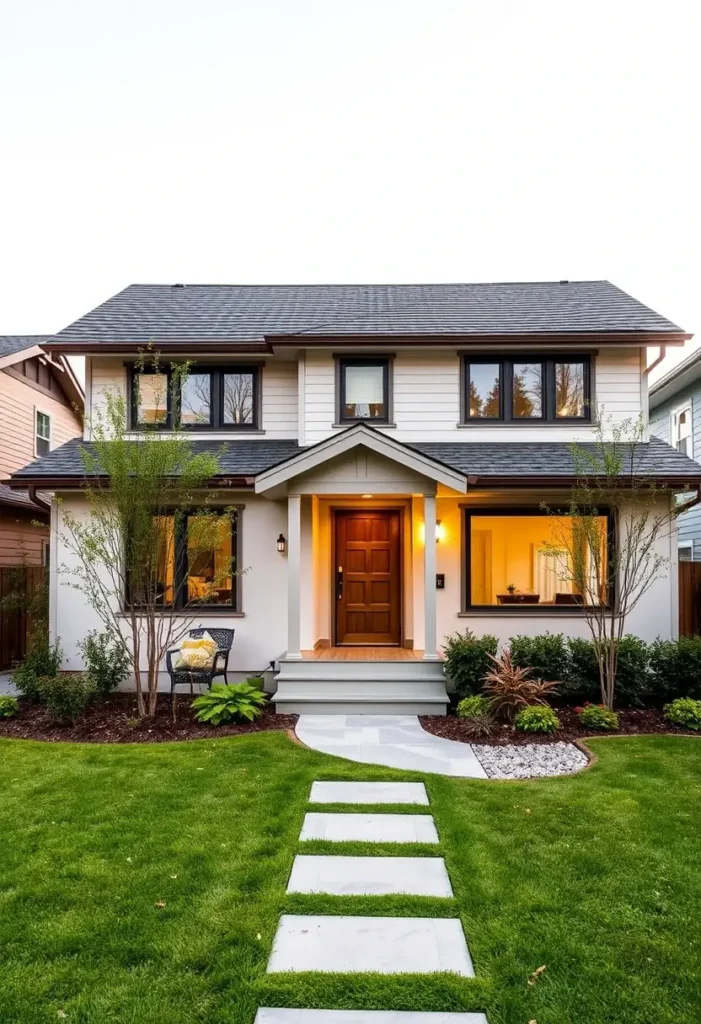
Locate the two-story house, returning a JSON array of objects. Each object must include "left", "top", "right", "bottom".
[
  {"left": 5, "top": 281, "right": 699, "bottom": 713},
  {"left": 0, "top": 336, "right": 83, "bottom": 565},
  {"left": 650, "top": 348, "right": 701, "bottom": 561}
]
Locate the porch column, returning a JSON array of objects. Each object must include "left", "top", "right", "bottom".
[
  {"left": 287, "top": 493, "right": 302, "bottom": 660},
  {"left": 423, "top": 494, "right": 438, "bottom": 660}
]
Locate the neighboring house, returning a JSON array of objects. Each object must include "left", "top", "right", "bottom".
[
  {"left": 5, "top": 281, "right": 700, "bottom": 713},
  {"left": 650, "top": 348, "right": 701, "bottom": 561},
  {"left": 0, "top": 336, "right": 83, "bottom": 564}
]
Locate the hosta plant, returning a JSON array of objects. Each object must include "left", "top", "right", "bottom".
[
  {"left": 514, "top": 704, "right": 560, "bottom": 733},
  {"left": 576, "top": 703, "right": 619, "bottom": 730},
  {"left": 0, "top": 695, "right": 19, "bottom": 718},
  {"left": 192, "top": 682, "right": 267, "bottom": 725},
  {"left": 482, "top": 650, "right": 559, "bottom": 721},
  {"left": 664, "top": 697, "right": 701, "bottom": 731}
]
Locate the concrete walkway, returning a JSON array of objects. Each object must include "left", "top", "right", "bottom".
[{"left": 296, "top": 715, "right": 488, "bottom": 779}]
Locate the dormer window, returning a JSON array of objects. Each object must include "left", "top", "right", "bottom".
[
  {"left": 129, "top": 365, "right": 260, "bottom": 431},
  {"left": 337, "top": 358, "right": 390, "bottom": 424},
  {"left": 463, "top": 355, "right": 591, "bottom": 424}
]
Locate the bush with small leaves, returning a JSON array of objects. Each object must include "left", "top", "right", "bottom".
[
  {"left": 37, "top": 673, "right": 96, "bottom": 724},
  {"left": 663, "top": 697, "right": 701, "bottom": 731},
  {"left": 0, "top": 694, "right": 19, "bottom": 718},
  {"left": 456, "top": 694, "right": 492, "bottom": 720},
  {"left": 78, "top": 629, "right": 130, "bottom": 697},
  {"left": 576, "top": 703, "right": 619, "bottom": 730},
  {"left": 11, "top": 639, "right": 62, "bottom": 702},
  {"left": 650, "top": 637, "right": 701, "bottom": 703},
  {"left": 442, "top": 630, "right": 498, "bottom": 697},
  {"left": 514, "top": 704, "right": 560, "bottom": 733},
  {"left": 510, "top": 632, "right": 570, "bottom": 684},
  {"left": 191, "top": 682, "right": 267, "bottom": 726}
]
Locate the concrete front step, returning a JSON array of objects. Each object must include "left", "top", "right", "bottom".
[
  {"left": 273, "top": 660, "right": 449, "bottom": 715},
  {"left": 266, "top": 915, "right": 474, "bottom": 975},
  {"left": 256, "top": 1012, "right": 489, "bottom": 1022}
]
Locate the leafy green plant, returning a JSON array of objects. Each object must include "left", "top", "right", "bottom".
[
  {"left": 510, "top": 632, "right": 570, "bottom": 683},
  {"left": 610, "top": 635, "right": 650, "bottom": 707},
  {"left": 664, "top": 697, "right": 701, "bottom": 731},
  {"left": 442, "top": 630, "right": 498, "bottom": 697},
  {"left": 78, "top": 628, "right": 130, "bottom": 697},
  {"left": 456, "top": 694, "right": 492, "bottom": 719},
  {"left": 649, "top": 637, "right": 701, "bottom": 703},
  {"left": 37, "top": 673, "right": 96, "bottom": 724},
  {"left": 514, "top": 704, "right": 560, "bottom": 733},
  {"left": 482, "top": 650, "right": 559, "bottom": 721},
  {"left": 11, "top": 639, "right": 63, "bottom": 702},
  {"left": 0, "top": 695, "right": 19, "bottom": 718},
  {"left": 191, "top": 682, "right": 267, "bottom": 725},
  {"left": 576, "top": 703, "right": 619, "bottom": 730},
  {"left": 564, "top": 637, "right": 601, "bottom": 703}
]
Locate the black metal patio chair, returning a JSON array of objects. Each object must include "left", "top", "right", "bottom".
[{"left": 166, "top": 627, "right": 235, "bottom": 696}]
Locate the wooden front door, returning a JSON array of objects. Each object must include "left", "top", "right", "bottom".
[{"left": 335, "top": 510, "right": 401, "bottom": 645}]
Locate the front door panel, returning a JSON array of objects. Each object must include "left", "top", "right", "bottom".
[{"left": 335, "top": 510, "right": 401, "bottom": 645}]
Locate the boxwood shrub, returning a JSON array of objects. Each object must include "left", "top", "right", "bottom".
[{"left": 443, "top": 630, "right": 498, "bottom": 697}]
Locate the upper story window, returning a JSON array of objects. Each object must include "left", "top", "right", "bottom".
[
  {"left": 35, "top": 411, "right": 51, "bottom": 456},
  {"left": 672, "top": 405, "right": 692, "bottom": 456},
  {"left": 130, "top": 365, "right": 260, "bottom": 431},
  {"left": 337, "top": 358, "right": 390, "bottom": 424},
  {"left": 463, "top": 355, "right": 592, "bottom": 424}
]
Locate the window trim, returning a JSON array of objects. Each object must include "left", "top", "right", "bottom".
[
  {"left": 462, "top": 505, "right": 614, "bottom": 612},
  {"left": 678, "top": 541, "right": 694, "bottom": 562},
  {"left": 127, "top": 364, "right": 262, "bottom": 431},
  {"left": 335, "top": 356, "right": 393, "bottom": 425},
  {"left": 460, "top": 353, "right": 593, "bottom": 425},
  {"left": 671, "top": 402, "right": 692, "bottom": 456},
  {"left": 35, "top": 408, "right": 52, "bottom": 457},
  {"left": 126, "top": 506, "right": 243, "bottom": 613}
]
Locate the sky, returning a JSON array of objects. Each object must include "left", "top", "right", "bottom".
[{"left": 0, "top": 0, "right": 699, "bottom": 383}]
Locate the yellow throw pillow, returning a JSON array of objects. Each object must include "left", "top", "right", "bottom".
[{"left": 175, "top": 635, "right": 218, "bottom": 671}]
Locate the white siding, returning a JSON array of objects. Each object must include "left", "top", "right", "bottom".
[
  {"left": 86, "top": 356, "right": 298, "bottom": 440},
  {"left": 303, "top": 348, "right": 646, "bottom": 444}
]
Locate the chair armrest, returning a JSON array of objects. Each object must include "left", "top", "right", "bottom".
[{"left": 166, "top": 648, "right": 181, "bottom": 674}]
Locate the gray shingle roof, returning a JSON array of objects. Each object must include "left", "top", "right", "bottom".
[
  {"left": 8, "top": 434, "right": 700, "bottom": 485},
  {"left": 0, "top": 335, "right": 51, "bottom": 358},
  {"left": 49, "top": 281, "right": 684, "bottom": 346}
]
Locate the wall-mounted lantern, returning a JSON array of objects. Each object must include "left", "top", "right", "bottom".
[{"left": 276, "top": 533, "right": 286, "bottom": 554}]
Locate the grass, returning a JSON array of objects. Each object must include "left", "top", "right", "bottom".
[{"left": 0, "top": 733, "right": 699, "bottom": 1023}]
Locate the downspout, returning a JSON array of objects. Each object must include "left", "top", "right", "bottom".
[
  {"left": 642, "top": 344, "right": 667, "bottom": 379},
  {"left": 27, "top": 486, "right": 51, "bottom": 514}
]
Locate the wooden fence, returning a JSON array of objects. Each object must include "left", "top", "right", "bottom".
[
  {"left": 678, "top": 561, "right": 701, "bottom": 637},
  {"left": 0, "top": 566, "right": 46, "bottom": 670}
]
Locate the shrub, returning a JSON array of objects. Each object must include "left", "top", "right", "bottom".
[
  {"left": 11, "top": 639, "right": 63, "bottom": 701},
  {"left": 514, "top": 704, "right": 560, "bottom": 733},
  {"left": 0, "top": 695, "right": 19, "bottom": 718},
  {"left": 611, "top": 635, "right": 650, "bottom": 707},
  {"left": 482, "top": 650, "right": 559, "bottom": 721},
  {"left": 577, "top": 703, "right": 619, "bottom": 730},
  {"left": 456, "top": 694, "right": 492, "bottom": 720},
  {"left": 510, "top": 633, "right": 570, "bottom": 683},
  {"left": 564, "top": 638, "right": 601, "bottom": 704},
  {"left": 191, "top": 682, "right": 267, "bottom": 725},
  {"left": 37, "top": 673, "right": 96, "bottom": 724},
  {"left": 78, "top": 629, "right": 130, "bottom": 697},
  {"left": 664, "top": 697, "right": 701, "bottom": 731},
  {"left": 442, "top": 630, "right": 498, "bottom": 697},
  {"left": 649, "top": 637, "right": 701, "bottom": 703}
]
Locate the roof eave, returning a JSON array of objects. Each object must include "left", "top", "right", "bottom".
[
  {"left": 266, "top": 331, "right": 692, "bottom": 348},
  {"left": 41, "top": 339, "right": 274, "bottom": 355}
]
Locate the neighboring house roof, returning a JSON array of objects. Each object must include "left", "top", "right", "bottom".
[
  {"left": 649, "top": 346, "right": 701, "bottom": 410},
  {"left": 0, "top": 482, "right": 49, "bottom": 517},
  {"left": 0, "top": 334, "right": 85, "bottom": 411},
  {"left": 6, "top": 432, "right": 701, "bottom": 489},
  {"left": 43, "top": 281, "right": 688, "bottom": 351},
  {"left": 0, "top": 335, "right": 53, "bottom": 359}
]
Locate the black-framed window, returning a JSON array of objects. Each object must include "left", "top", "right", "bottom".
[
  {"left": 129, "top": 509, "right": 240, "bottom": 611},
  {"left": 129, "top": 365, "right": 260, "bottom": 430},
  {"left": 338, "top": 358, "right": 390, "bottom": 423},
  {"left": 464, "top": 506, "right": 613, "bottom": 610},
  {"left": 463, "top": 355, "right": 592, "bottom": 423}
]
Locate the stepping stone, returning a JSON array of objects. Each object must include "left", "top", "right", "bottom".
[
  {"left": 256, "top": 1012, "right": 489, "bottom": 1022},
  {"left": 266, "top": 915, "right": 474, "bottom": 976},
  {"left": 309, "top": 781, "right": 429, "bottom": 805},
  {"left": 287, "top": 855, "right": 453, "bottom": 897},
  {"left": 300, "top": 812, "right": 439, "bottom": 844}
]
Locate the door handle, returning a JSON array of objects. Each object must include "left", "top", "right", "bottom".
[{"left": 336, "top": 566, "right": 343, "bottom": 600}]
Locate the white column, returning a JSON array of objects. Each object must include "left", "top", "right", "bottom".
[
  {"left": 287, "top": 493, "right": 302, "bottom": 659},
  {"left": 423, "top": 493, "right": 438, "bottom": 660}
]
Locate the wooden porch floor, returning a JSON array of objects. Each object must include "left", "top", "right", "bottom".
[{"left": 301, "top": 647, "right": 426, "bottom": 661}]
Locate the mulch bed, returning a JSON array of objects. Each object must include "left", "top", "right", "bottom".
[
  {"left": 420, "top": 707, "right": 696, "bottom": 745},
  {"left": 0, "top": 693, "right": 298, "bottom": 744}
]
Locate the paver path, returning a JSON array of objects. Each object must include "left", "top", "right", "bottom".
[
  {"left": 296, "top": 715, "right": 488, "bottom": 778},
  {"left": 287, "top": 855, "right": 453, "bottom": 896},
  {"left": 256, "top": 1012, "right": 489, "bottom": 1022},
  {"left": 300, "top": 811, "right": 439, "bottom": 843}
]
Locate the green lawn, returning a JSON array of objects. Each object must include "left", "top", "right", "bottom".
[{"left": 1, "top": 733, "right": 700, "bottom": 1024}]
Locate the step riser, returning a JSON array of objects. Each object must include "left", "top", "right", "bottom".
[
  {"left": 277, "top": 700, "right": 447, "bottom": 715},
  {"left": 276, "top": 661, "right": 445, "bottom": 681},
  {"left": 275, "top": 681, "right": 448, "bottom": 698}
]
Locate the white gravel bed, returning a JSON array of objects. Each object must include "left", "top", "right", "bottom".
[{"left": 472, "top": 741, "right": 589, "bottom": 779}]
